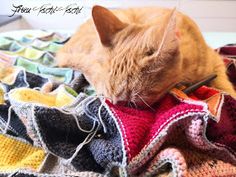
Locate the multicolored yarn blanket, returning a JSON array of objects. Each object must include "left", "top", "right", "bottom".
[{"left": 0, "top": 30, "right": 235, "bottom": 177}]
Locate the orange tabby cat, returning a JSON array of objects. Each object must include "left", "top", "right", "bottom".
[{"left": 56, "top": 5, "right": 236, "bottom": 107}]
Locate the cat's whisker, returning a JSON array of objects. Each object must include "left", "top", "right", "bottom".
[
  {"left": 131, "top": 100, "right": 138, "bottom": 110},
  {"left": 131, "top": 92, "right": 141, "bottom": 103},
  {"left": 132, "top": 89, "right": 140, "bottom": 97},
  {"left": 136, "top": 94, "right": 155, "bottom": 112}
]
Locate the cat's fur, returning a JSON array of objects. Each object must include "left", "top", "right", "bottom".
[{"left": 56, "top": 5, "right": 236, "bottom": 107}]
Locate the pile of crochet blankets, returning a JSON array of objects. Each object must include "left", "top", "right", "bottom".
[{"left": 0, "top": 31, "right": 235, "bottom": 177}]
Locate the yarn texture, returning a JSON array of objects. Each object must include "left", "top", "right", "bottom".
[{"left": 0, "top": 31, "right": 235, "bottom": 177}]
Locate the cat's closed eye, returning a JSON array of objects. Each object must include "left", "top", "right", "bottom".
[{"left": 145, "top": 48, "right": 155, "bottom": 56}]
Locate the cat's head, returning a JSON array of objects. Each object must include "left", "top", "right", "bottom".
[{"left": 81, "top": 6, "right": 182, "bottom": 107}]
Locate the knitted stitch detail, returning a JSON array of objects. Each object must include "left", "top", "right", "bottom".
[
  {"left": 0, "top": 134, "right": 46, "bottom": 172},
  {"left": 1, "top": 32, "right": 236, "bottom": 177},
  {"left": 139, "top": 148, "right": 187, "bottom": 177}
]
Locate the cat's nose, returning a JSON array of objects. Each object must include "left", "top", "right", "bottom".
[
  {"left": 111, "top": 94, "right": 129, "bottom": 105},
  {"left": 111, "top": 97, "right": 118, "bottom": 104}
]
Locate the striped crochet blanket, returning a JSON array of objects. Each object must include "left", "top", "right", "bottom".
[{"left": 0, "top": 30, "right": 235, "bottom": 177}]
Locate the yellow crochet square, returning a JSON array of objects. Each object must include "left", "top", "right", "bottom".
[
  {"left": 0, "top": 134, "right": 46, "bottom": 172},
  {"left": 0, "top": 87, "right": 5, "bottom": 104},
  {"left": 10, "top": 86, "right": 75, "bottom": 107},
  {"left": 0, "top": 66, "right": 18, "bottom": 85}
]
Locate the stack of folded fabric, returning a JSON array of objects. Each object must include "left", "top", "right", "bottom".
[{"left": 0, "top": 31, "right": 235, "bottom": 177}]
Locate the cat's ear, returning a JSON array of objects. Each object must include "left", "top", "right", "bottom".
[
  {"left": 157, "top": 8, "right": 178, "bottom": 56},
  {"left": 92, "top": 5, "right": 127, "bottom": 47},
  {"left": 152, "top": 8, "right": 179, "bottom": 61},
  {"left": 142, "top": 9, "right": 179, "bottom": 72}
]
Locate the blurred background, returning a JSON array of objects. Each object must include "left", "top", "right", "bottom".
[{"left": 0, "top": 0, "right": 236, "bottom": 32}]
